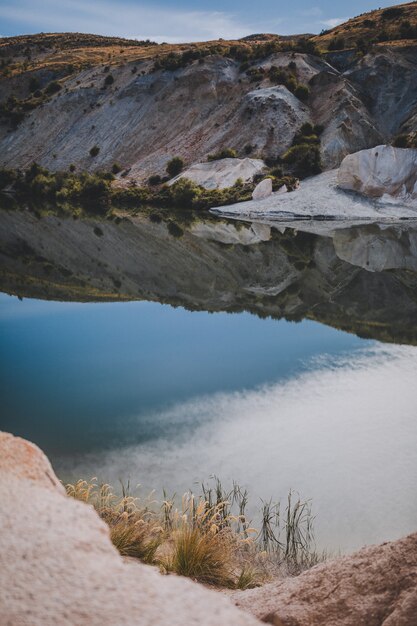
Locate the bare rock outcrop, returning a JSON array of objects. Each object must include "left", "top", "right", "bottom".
[
  {"left": 252, "top": 177, "right": 272, "bottom": 200},
  {"left": 169, "top": 157, "right": 265, "bottom": 190},
  {"left": 0, "top": 431, "right": 261, "bottom": 626},
  {"left": 338, "top": 145, "right": 417, "bottom": 201},
  {"left": 233, "top": 533, "right": 417, "bottom": 626}
]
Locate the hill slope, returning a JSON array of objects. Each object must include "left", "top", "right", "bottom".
[{"left": 0, "top": 3, "right": 416, "bottom": 181}]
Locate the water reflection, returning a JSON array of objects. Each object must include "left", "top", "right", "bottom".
[
  {"left": 58, "top": 344, "right": 417, "bottom": 552},
  {"left": 1, "top": 209, "right": 417, "bottom": 344}
]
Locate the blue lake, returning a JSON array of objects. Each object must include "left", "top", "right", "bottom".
[{"left": 1, "top": 213, "right": 417, "bottom": 551}]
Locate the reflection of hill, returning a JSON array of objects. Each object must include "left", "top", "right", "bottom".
[{"left": 1, "top": 209, "right": 417, "bottom": 345}]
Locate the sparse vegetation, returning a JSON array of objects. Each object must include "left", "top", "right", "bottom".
[
  {"left": 65, "top": 476, "right": 324, "bottom": 588},
  {"left": 207, "top": 148, "right": 237, "bottom": 161},
  {"left": 281, "top": 123, "right": 323, "bottom": 177},
  {"left": 0, "top": 163, "right": 113, "bottom": 212},
  {"left": 166, "top": 156, "right": 184, "bottom": 177},
  {"left": 267, "top": 65, "right": 310, "bottom": 102}
]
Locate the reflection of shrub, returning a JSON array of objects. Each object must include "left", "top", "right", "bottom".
[
  {"left": 45, "top": 81, "right": 61, "bottom": 95},
  {"left": 166, "top": 156, "right": 184, "bottom": 177},
  {"left": 167, "top": 221, "right": 184, "bottom": 238},
  {"left": 0, "top": 168, "right": 17, "bottom": 190},
  {"left": 29, "top": 77, "right": 41, "bottom": 92}
]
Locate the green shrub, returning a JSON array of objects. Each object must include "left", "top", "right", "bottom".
[
  {"left": 282, "top": 143, "right": 322, "bottom": 177},
  {"left": 104, "top": 74, "right": 114, "bottom": 86},
  {"left": 207, "top": 148, "right": 237, "bottom": 161},
  {"left": 169, "top": 178, "right": 200, "bottom": 208},
  {"left": 328, "top": 37, "right": 345, "bottom": 51},
  {"left": 166, "top": 156, "right": 184, "bottom": 177},
  {"left": 393, "top": 134, "right": 409, "bottom": 148},
  {"left": 111, "top": 162, "right": 122, "bottom": 174},
  {"left": 148, "top": 174, "right": 162, "bottom": 186},
  {"left": 294, "top": 84, "right": 309, "bottom": 102},
  {"left": 381, "top": 6, "right": 404, "bottom": 20},
  {"left": 89, "top": 145, "right": 100, "bottom": 157}
]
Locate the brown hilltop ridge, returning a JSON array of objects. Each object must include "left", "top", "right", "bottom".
[
  {"left": 0, "top": 430, "right": 416, "bottom": 626},
  {"left": 0, "top": 2, "right": 417, "bottom": 180}
]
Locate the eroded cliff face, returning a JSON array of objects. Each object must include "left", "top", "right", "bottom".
[
  {"left": 1, "top": 209, "right": 417, "bottom": 345},
  {"left": 0, "top": 38, "right": 416, "bottom": 179}
]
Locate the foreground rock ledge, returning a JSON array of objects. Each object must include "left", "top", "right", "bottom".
[
  {"left": 232, "top": 533, "right": 417, "bottom": 626},
  {"left": 0, "top": 432, "right": 260, "bottom": 626},
  {"left": 1, "top": 431, "right": 416, "bottom": 626}
]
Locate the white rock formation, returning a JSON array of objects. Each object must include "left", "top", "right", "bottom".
[
  {"left": 0, "top": 431, "right": 261, "bottom": 626},
  {"left": 211, "top": 170, "right": 417, "bottom": 221},
  {"left": 252, "top": 178, "right": 272, "bottom": 200},
  {"left": 168, "top": 158, "right": 265, "bottom": 190},
  {"left": 338, "top": 145, "right": 417, "bottom": 201}
]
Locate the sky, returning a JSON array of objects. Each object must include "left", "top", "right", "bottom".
[{"left": 0, "top": 0, "right": 410, "bottom": 43}]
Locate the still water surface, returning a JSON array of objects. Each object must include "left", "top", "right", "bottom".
[{"left": 1, "top": 213, "right": 417, "bottom": 552}]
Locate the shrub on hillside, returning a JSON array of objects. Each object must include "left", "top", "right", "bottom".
[
  {"left": 166, "top": 156, "right": 184, "bottom": 177},
  {"left": 282, "top": 143, "right": 322, "bottom": 177},
  {"left": 328, "top": 37, "right": 345, "bottom": 51},
  {"left": 89, "top": 145, "right": 100, "bottom": 157},
  {"left": 294, "top": 84, "right": 309, "bottom": 102},
  {"left": 207, "top": 148, "right": 237, "bottom": 161}
]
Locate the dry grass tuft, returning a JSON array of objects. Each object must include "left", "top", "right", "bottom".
[
  {"left": 167, "top": 525, "right": 236, "bottom": 587},
  {"left": 65, "top": 476, "right": 326, "bottom": 588}
]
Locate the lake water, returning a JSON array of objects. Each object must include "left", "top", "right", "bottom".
[{"left": 1, "top": 209, "right": 417, "bottom": 552}]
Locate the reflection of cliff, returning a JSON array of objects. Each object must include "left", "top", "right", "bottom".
[{"left": 1, "top": 209, "right": 417, "bottom": 345}]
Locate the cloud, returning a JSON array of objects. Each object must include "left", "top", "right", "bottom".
[
  {"left": 59, "top": 344, "right": 417, "bottom": 552},
  {"left": 320, "top": 17, "right": 349, "bottom": 29},
  {"left": 0, "top": 0, "right": 252, "bottom": 42}
]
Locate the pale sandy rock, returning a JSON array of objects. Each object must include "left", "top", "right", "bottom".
[
  {"left": 0, "top": 431, "right": 261, "bottom": 626},
  {"left": 332, "top": 225, "right": 417, "bottom": 272},
  {"left": 191, "top": 221, "right": 271, "bottom": 245},
  {"left": 252, "top": 178, "right": 272, "bottom": 200},
  {"left": 211, "top": 170, "right": 417, "bottom": 221},
  {"left": 338, "top": 145, "right": 417, "bottom": 202},
  {"left": 169, "top": 158, "right": 266, "bottom": 190},
  {"left": 233, "top": 533, "right": 417, "bottom": 626}
]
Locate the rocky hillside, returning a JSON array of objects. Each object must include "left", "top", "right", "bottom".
[{"left": 0, "top": 2, "right": 416, "bottom": 181}]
